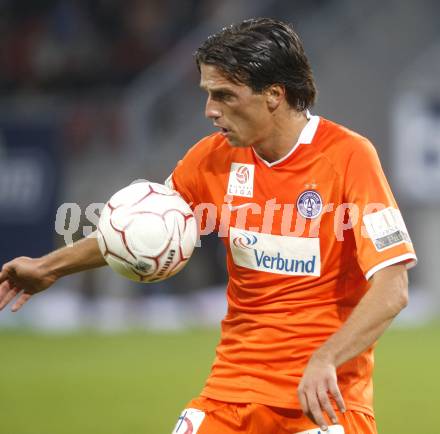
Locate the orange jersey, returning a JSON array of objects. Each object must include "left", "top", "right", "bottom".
[{"left": 167, "top": 115, "right": 417, "bottom": 416}]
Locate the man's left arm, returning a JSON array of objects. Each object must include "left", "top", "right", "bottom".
[{"left": 297, "top": 264, "right": 408, "bottom": 430}]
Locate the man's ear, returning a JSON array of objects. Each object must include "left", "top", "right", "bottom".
[{"left": 264, "top": 84, "right": 285, "bottom": 111}]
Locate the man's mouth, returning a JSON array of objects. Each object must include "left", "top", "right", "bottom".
[
  {"left": 214, "top": 124, "right": 230, "bottom": 135},
  {"left": 220, "top": 127, "right": 232, "bottom": 137}
]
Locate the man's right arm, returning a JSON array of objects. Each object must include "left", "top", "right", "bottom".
[{"left": 0, "top": 236, "right": 106, "bottom": 312}]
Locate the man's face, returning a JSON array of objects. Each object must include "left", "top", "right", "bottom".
[{"left": 199, "top": 64, "right": 271, "bottom": 147}]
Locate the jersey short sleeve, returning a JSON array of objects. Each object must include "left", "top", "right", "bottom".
[
  {"left": 164, "top": 141, "right": 206, "bottom": 208},
  {"left": 344, "top": 139, "right": 417, "bottom": 279},
  {"left": 164, "top": 161, "right": 197, "bottom": 206}
]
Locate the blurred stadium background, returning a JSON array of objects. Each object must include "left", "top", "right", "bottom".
[{"left": 0, "top": 1, "right": 439, "bottom": 433}]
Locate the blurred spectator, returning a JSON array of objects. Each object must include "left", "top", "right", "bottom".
[{"left": 0, "top": 0, "right": 216, "bottom": 94}]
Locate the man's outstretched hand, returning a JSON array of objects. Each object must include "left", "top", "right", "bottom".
[{"left": 0, "top": 257, "right": 57, "bottom": 312}]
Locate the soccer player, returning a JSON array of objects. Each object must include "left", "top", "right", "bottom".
[{"left": 0, "top": 18, "right": 416, "bottom": 434}]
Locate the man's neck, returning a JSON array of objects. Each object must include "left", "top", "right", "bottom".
[{"left": 252, "top": 111, "right": 309, "bottom": 163}]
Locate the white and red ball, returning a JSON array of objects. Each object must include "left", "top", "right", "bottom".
[{"left": 97, "top": 181, "right": 197, "bottom": 282}]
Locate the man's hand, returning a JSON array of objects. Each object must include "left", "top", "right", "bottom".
[
  {"left": 297, "top": 353, "right": 346, "bottom": 431},
  {"left": 297, "top": 264, "right": 408, "bottom": 430},
  {"left": 0, "top": 257, "right": 58, "bottom": 312},
  {"left": 0, "top": 237, "right": 106, "bottom": 313}
]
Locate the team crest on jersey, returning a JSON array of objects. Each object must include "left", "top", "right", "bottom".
[
  {"left": 227, "top": 163, "right": 254, "bottom": 197},
  {"left": 297, "top": 190, "right": 323, "bottom": 219}
]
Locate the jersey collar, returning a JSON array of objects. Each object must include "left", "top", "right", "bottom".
[{"left": 252, "top": 111, "right": 320, "bottom": 168}]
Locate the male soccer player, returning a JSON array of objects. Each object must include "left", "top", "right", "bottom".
[{"left": 0, "top": 18, "right": 416, "bottom": 433}]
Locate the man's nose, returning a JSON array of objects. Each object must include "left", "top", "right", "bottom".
[{"left": 205, "top": 97, "right": 222, "bottom": 119}]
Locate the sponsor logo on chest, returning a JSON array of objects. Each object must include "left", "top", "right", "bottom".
[
  {"left": 227, "top": 163, "right": 255, "bottom": 197},
  {"left": 230, "top": 227, "right": 321, "bottom": 276}
]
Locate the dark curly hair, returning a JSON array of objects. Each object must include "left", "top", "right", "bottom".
[{"left": 195, "top": 18, "right": 317, "bottom": 111}]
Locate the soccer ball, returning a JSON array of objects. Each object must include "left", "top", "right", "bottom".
[{"left": 97, "top": 181, "right": 198, "bottom": 283}]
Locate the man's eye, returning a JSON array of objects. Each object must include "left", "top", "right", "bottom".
[{"left": 213, "top": 92, "right": 233, "bottom": 101}]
